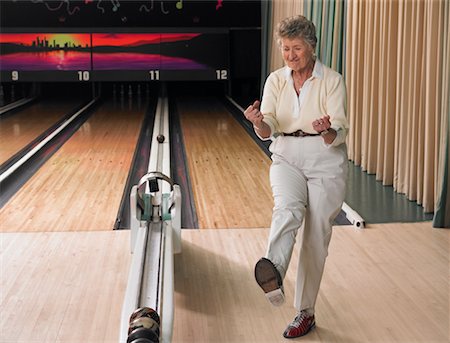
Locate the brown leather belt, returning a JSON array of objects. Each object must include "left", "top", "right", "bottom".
[{"left": 283, "top": 130, "right": 320, "bottom": 137}]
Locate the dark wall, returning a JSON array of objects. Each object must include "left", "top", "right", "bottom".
[
  {"left": 229, "top": 28, "right": 261, "bottom": 104},
  {"left": 0, "top": 0, "right": 261, "bottom": 29},
  {"left": 230, "top": 29, "right": 261, "bottom": 79}
]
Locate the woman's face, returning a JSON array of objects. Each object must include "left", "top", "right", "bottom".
[{"left": 280, "top": 37, "right": 315, "bottom": 72}]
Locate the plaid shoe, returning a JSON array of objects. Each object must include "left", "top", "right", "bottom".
[
  {"left": 254, "top": 258, "right": 285, "bottom": 306},
  {"left": 283, "top": 311, "right": 315, "bottom": 338}
]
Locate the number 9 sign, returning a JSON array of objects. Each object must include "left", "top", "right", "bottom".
[{"left": 11, "top": 71, "right": 19, "bottom": 81}]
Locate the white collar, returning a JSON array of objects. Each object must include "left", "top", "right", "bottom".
[{"left": 283, "top": 59, "right": 324, "bottom": 81}]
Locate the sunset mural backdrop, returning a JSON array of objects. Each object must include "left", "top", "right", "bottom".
[{"left": 0, "top": 33, "right": 220, "bottom": 71}]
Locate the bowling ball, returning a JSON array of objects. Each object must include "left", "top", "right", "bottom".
[
  {"left": 127, "top": 327, "right": 159, "bottom": 343},
  {"left": 129, "top": 307, "right": 160, "bottom": 326},
  {"left": 128, "top": 317, "right": 160, "bottom": 336},
  {"left": 128, "top": 338, "right": 155, "bottom": 343},
  {"left": 157, "top": 134, "right": 165, "bottom": 143}
]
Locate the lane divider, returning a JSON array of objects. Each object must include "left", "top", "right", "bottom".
[{"left": 0, "top": 97, "right": 35, "bottom": 116}]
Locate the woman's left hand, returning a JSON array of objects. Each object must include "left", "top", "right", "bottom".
[
  {"left": 313, "top": 115, "right": 337, "bottom": 144},
  {"left": 312, "top": 115, "right": 331, "bottom": 133}
]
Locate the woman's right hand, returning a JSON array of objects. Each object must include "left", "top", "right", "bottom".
[
  {"left": 244, "top": 100, "right": 271, "bottom": 138},
  {"left": 244, "top": 100, "right": 264, "bottom": 128}
]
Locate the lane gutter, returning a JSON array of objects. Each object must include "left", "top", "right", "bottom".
[
  {"left": 114, "top": 97, "right": 158, "bottom": 230},
  {"left": 0, "top": 97, "right": 36, "bottom": 116},
  {"left": 169, "top": 97, "right": 199, "bottom": 229},
  {"left": 0, "top": 97, "right": 100, "bottom": 208}
]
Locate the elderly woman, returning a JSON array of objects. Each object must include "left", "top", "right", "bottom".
[{"left": 244, "top": 15, "right": 348, "bottom": 338}]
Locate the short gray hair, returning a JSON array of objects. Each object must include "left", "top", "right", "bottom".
[{"left": 276, "top": 15, "right": 317, "bottom": 50}]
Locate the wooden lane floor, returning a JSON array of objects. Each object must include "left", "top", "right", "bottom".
[
  {"left": 0, "top": 99, "right": 81, "bottom": 165},
  {"left": 1, "top": 230, "right": 130, "bottom": 342},
  {"left": 173, "top": 222, "right": 449, "bottom": 343},
  {"left": 177, "top": 96, "right": 273, "bottom": 229},
  {"left": 0, "top": 98, "right": 146, "bottom": 232}
]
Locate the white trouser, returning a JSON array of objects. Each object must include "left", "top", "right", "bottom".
[{"left": 266, "top": 135, "right": 348, "bottom": 312}]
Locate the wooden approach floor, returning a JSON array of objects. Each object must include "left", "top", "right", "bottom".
[
  {"left": 1, "top": 222, "right": 448, "bottom": 343},
  {"left": 0, "top": 230, "right": 130, "bottom": 343},
  {"left": 173, "top": 222, "right": 449, "bottom": 343}
]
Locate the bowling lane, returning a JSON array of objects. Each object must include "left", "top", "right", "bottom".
[
  {"left": 0, "top": 98, "right": 146, "bottom": 232},
  {"left": 177, "top": 96, "right": 273, "bottom": 229},
  {"left": 0, "top": 99, "right": 82, "bottom": 164}
]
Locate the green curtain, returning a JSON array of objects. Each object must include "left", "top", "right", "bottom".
[
  {"left": 433, "top": 33, "right": 450, "bottom": 228},
  {"left": 303, "top": 0, "right": 346, "bottom": 74},
  {"left": 432, "top": 0, "right": 449, "bottom": 228},
  {"left": 433, "top": 120, "right": 450, "bottom": 228}
]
